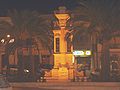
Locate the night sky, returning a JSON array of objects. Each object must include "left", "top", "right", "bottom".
[{"left": 0, "top": 0, "right": 78, "bottom": 16}]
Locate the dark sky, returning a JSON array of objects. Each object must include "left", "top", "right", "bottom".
[{"left": 0, "top": 0, "right": 78, "bottom": 15}]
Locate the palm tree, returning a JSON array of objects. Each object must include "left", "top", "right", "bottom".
[
  {"left": 0, "top": 20, "right": 13, "bottom": 72},
  {"left": 68, "top": 0, "right": 120, "bottom": 81},
  {"left": 9, "top": 10, "right": 53, "bottom": 80},
  {"left": 0, "top": 10, "right": 53, "bottom": 81}
]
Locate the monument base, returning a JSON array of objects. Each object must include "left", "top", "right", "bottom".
[
  {"left": 51, "top": 67, "right": 74, "bottom": 80},
  {"left": 58, "top": 67, "right": 68, "bottom": 80}
]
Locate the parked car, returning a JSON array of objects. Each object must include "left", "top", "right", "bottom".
[{"left": 0, "top": 74, "right": 12, "bottom": 90}]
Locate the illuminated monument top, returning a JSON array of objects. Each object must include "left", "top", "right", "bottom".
[{"left": 54, "top": 6, "right": 70, "bottom": 29}]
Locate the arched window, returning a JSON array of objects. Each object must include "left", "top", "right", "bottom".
[
  {"left": 67, "top": 37, "right": 71, "bottom": 52},
  {"left": 56, "top": 38, "right": 60, "bottom": 53}
]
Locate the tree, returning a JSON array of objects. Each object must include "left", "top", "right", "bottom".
[
  {"left": 8, "top": 10, "right": 53, "bottom": 80},
  {"left": 73, "top": 0, "right": 120, "bottom": 41},
  {"left": 67, "top": 0, "right": 120, "bottom": 81},
  {"left": 0, "top": 10, "right": 53, "bottom": 81},
  {"left": 7, "top": 10, "right": 54, "bottom": 55}
]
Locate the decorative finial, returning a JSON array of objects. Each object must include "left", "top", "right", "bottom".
[{"left": 58, "top": 6, "right": 67, "bottom": 13}]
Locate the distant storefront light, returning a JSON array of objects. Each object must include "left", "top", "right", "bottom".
[
  {"left": 73, "top": 51, "right": 84, "bottom": 56},
  {"left": 73, "top": 50, "right": 92, "bottom": 57},
  {"left": 85, "top": 50, "right": 91, "bottom": 55},
  {"left": 79, "top": 51, "right": 84, "bottom": 55}
]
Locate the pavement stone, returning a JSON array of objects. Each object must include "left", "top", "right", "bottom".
[{"left": 10, "top": 81, "right": 120, "bottom": 90}]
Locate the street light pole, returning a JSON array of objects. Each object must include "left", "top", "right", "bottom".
[{"left": 0, "top": 34, "right": 15, "bottom": 74}]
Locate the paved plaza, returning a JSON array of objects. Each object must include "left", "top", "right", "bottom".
[{"left": 10, "top": 81, "right": 120, "bottom": 90}]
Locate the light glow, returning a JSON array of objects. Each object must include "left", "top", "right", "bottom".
[
  {"left": 9, "top": 39, "right": 15, "bottom": 43},
  {"left": 7, "top": 35, "right": 10, "bottom": 38},
  {"left": 1, "top": 39, "right": 5, "bottom": 43},
  {"left": 73, "top": 50, "right": 92, "bottom": 57},
  {"left": 79, "top": 51, "right": 84, "bottom": 55},
  {"left": 85, "top": 50, "right": 91, "bottom": 55},
  {"left": 73, "top": 50, "right": 84, "bottom": 56},
  {"left": 24, "top": 69, "right": 29, "bottom": 73}
]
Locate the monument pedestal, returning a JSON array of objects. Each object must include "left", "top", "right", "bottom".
[
  {"left": 51, "top": 67, "right": 74, "bottom": 81},
  {"left": 51, "top": 67, "right": 68, "bottom": 80},
  {"left": 58, "top": 67, "right": 68, "bottom": 80}
]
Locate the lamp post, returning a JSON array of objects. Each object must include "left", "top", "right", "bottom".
[{"left": 0, "top": 34, "right": 15, "bottom": 73}]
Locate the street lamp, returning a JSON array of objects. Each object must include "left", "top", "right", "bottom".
[
  {"left": 1, "top": 39, "right": 5, "bottom": 43},
  {"left": 9, "top": 39, "right": 15, "bottom": 43},
  {"left": 1, "top": 35, "right": 15, "bottom": 44},
  {"left": 7, "top": 35, "right": 10, "bottom": 38},
  {"left": 0, "top": 34, "right": 15, "bottom": 73}
]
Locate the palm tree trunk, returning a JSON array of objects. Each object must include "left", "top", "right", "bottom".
[{"left": 101, "top": 40, "right": 110, "bottom": 81}]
